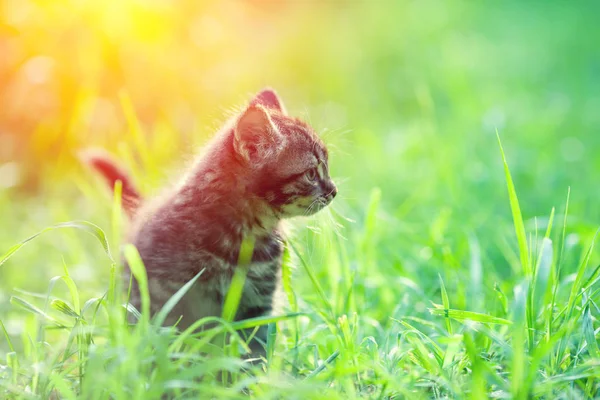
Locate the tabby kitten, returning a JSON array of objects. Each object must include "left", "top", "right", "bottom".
[{"left": 84, "top": 89, "right": 336, "bottom": 352}]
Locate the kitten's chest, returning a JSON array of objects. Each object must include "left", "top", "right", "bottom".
[
  {"left": 178, "top": 258, "right": 281, "bottom": 327},
  {"left": 144, "top": 230, "right": 284, "bottom": 328}
]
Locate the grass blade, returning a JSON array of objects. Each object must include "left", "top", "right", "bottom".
[
  {"left": 10, "top": 296, "right": 65, "bottom": 328},
  {"left": 497, "top": 131, "right": 533, "bottom": 352},
  {"left": 582, "top": 302, "right": 599, "bottom": 359},
  {"left": 281, "top": 243, "right": 298, "bottom": 313},
  {"left": 533, "top": 237, "right": 553, "bottom": 318},
  {"left": 289, "top": 240, "right": 334, "bottom": 318},
  {"left": 0, "top": 220, "right": 113, "bottom": 268},
  {"left": 496, "top": 131, "right": 530, "bottom": 277},
  {"left": 153, "top": 269, "right": 205, "bottom": 327},
  {"left": 429, "top": 306, "right": 512, "bottom": 325},
  {"left": 438, "top": 274, "right": 453, "bottom": 334},
  {"left": 123, "top": 244, "right": 149, "bottom": 326},
  {"left": 222, "top": 236, "right": 255, "bottom": 322},
  {"left": 511, "top": 282, "right": 528, "bottom": 399},
  {"left": 0, "top": 319, "right": 15, "bottom": 353},
  {"left": 548, "top": 188, "right": 571, "bottom": 347},
  {"left": 229, "top": 312, "right": 305, "bottom": 331},
  {"left": 51, "top": 299, "right": 80, "bottom": 319},
  {"left": 305, "top": 350, "right": 340, "bottom": 379}
]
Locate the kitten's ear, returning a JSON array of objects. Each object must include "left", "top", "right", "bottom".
[
  {"left": 250, "top": 88, "right": 287, "bottom": 115},
  {"left": 234, "top": 104, "right": 284, "bottom": 164}
]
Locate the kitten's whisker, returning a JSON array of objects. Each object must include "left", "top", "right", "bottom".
[
  {"left": 321, "top": 205, "right": 346, "bottom": 239},
  {"left": 320, "top": 127, "right": 351, "bottom": 143},
  {"left": 331, "top": 176, "right": 351, "bottom": 185},
  {"left": 303, "top": 197, "right": 321, "bottom": 217}
]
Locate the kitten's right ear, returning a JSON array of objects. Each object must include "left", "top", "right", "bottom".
[
  {"left": 250, "top": 88, "right": 287, "bottom": 115},
  {"left": 234, "top": 104, "right": 284, "bottom": 165}
]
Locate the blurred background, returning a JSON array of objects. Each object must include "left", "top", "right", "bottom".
[{"left": 1, "top": 0, "right": 600, "bottom": 332}]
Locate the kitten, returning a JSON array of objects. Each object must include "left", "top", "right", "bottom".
[{"left": 83, "top": 89, "right": 337, "bottom": 353}]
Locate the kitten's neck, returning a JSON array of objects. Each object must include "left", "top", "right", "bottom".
[{"left": 175, "top": 131, "right": 281, "bottom": 237}]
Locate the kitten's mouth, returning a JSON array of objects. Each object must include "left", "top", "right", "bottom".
[
  {"left": 280, "top": 192, "right": 336, "bottom": 217},
  {"left": 307, "top": 195, "right": 334, "bottom": 214},
  {"left": 321, "top": 195, "right": 334, "bottom": 207}
]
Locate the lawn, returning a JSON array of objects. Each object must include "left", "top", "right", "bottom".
[{"left": 1, "top": 1, "right": 600, "bottom": 398}]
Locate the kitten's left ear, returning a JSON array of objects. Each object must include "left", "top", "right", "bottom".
[
  {"left": 250, "top": 88, "right": 287, "bottom": 115},
  {"left": 234, "top": 104, "right": 284, "bottom": 165}
]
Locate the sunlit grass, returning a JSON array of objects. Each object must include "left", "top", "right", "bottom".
[{"left": 1, "top": 137, "right": 599, "bottom": 398}]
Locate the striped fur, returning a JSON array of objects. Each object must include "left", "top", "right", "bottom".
[{"left": 87, "top": 89, "right": 336, "bottom": 354}]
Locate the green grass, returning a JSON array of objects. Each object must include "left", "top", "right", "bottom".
[{"left": 2, "top": 0, "right": 600, "bottom": 398}]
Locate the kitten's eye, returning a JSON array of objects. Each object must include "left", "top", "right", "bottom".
[{"left": 305, "top": 168, "right": 317, "bottom": 182}]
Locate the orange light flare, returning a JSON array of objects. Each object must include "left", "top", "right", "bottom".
[{"left": 0, "top": 0, "right": 290, "bottom": 191}]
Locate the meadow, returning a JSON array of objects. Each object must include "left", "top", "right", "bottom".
[{"left": 1, "top": 1, "right": 600, "bottom": 398}]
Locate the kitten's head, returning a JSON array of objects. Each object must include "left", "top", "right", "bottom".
[{"left": 232, "top": 89, "right": 337, "bottom": 218}]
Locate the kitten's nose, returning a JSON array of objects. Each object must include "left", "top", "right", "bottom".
[
  {"left": 331, "top": 185, "right": 338, "bottom": 198},
  {"left": 327, "top": 182, "right": 337, "bottom": 200}
]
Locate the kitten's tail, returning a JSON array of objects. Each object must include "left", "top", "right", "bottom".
[{"left": 78, "top": 148, "right": 141, "bottom": 217}]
